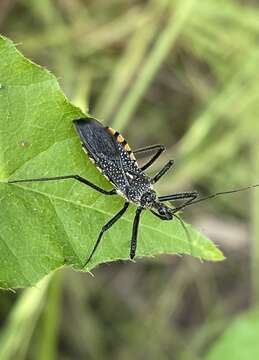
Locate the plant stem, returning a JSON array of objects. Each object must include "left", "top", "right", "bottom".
[
  {"left": 251, "top": 143, "right": 259, "bottom": 305},
  {"left": 38, "top": 270, "right": 64, "bottom": 360}
]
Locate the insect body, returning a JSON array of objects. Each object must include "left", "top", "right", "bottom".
[
  {"left": 72, "top": 118, "right": 195, "bottom": 263},
  {"left": 8, "top": 117, "right": 259, "bottom": 268},
  {"left": 75, "top": 119, "right": 152, "bottom": 204}
]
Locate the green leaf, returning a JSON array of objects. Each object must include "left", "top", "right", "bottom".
[
  {"left": 0, "top": 35, "right": 224, "bottom": 289},
  {"left": 205, "top": 309, "right": 259, "bottom": 360}
]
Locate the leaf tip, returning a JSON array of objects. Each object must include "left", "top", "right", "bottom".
[{"left": 204, "top": 246, "right": 226, "bottom": 262}]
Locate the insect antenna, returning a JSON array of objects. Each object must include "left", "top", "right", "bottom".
[
  {"left": 182, "top": 183, "right": 259, "bottom": 209},
  {"left": 168, "top": 184, "right": 259, "bottom": 258},
  {"left": 173, "top": 213, "right": 193, "bottom": 256}
]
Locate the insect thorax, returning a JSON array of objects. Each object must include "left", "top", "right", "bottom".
[
  {"left": 124, "top": 174, "right": 154, "bottom": 205},
  {"left": 95, "top": 142, "right": 153, "bottom": 205}
]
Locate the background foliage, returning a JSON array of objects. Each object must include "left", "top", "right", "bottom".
[{"left": 0, "top": 0, "right": 259, "bottom": 359}]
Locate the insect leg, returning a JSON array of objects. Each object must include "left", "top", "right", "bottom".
[
  {"left": 84, "top": 202, "right": 130, "bottom": 267},
  {"left": 151, "top": 160, "right": 174, "bottom": 184},
  {"left": 158, "top": 191, "right": 198, "bottom": 202},
  {"left": 8, "top": 175, "right": 117, "bottom": 195},
  {"left": 130, "top": 207, "right": 143, "bottom": 259},
  {"left": 159, "top": 192, "right": 198, "bottom": 214},
  {"left": 133, "top": 144, "right": 166, "bottom": 171}
]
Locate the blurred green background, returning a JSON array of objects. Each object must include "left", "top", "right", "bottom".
[{"left": 1, "top": 0, "right": 259, "bottom": 359}]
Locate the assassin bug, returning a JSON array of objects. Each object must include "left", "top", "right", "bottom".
[{"left": 8, "top": 118, "right": 259, "bottom": 267}]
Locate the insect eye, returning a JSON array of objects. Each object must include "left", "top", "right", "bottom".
[
  {"left": 158, "top": 206, "right": 172, "bottom": 220},
  {"left": 159, "top": 208, "right": 166, "bottom": 216}
]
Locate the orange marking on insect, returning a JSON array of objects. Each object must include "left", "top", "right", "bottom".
[
  {"left": 124, "top": 143, "right": 131, "bottom": 152},
  {"left": 107, "top": 127, "right": 116, "bottom": 135},
  {"left": 117, "top": 134, "right": 125, "bottom": 143}
]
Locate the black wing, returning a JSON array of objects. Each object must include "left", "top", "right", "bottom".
[
  {"left": 73, "top": 118, "right": 120, "bottom": 162},
  {"left": 73, "top": 118, "right": 135, "bottom": 192}
]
